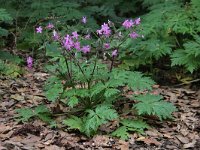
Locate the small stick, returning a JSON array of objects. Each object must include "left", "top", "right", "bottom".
[{"left": 172, "top": 79, "right": 200, "bottom": 87}]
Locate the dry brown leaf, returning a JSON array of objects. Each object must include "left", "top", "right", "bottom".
[
  {"left": 0, "top": 124, "right": 12, "bottom": 134},
  {"left": 92, "top": 135, "right": 110, "bottom": 147},
  {"left": 118, "top": 140, "right": 129, "bottom": 150},
  {"left": 163, "top": 133, "right": 173, "bottom": 139},
  {"left": 10, "top": 94, "right": 24, "bottom": 101},
  {"left": 152, "top": 84, "right": 160, "bottom": 88},
  {"left": 145, "top": 129, "right": 162, "bottom": 137},
  {"left": 136, "top": 137, "right": 161, "bottom": 146},
  {"left": 44, "top": 145, "right": 64, "bottom": 150},
  {"left": 142, "top": 138, "right": 162, "bottom": 146},
  {"left": 183, "top": 140, "right": 196, "bottom": 149},
  {"left": 175, "top": 135, "right": 190, "bottom": 144},
  {"left": 20, "top": 134, "right": 41, "bottom": 145}
]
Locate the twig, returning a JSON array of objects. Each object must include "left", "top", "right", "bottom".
[{"left": 172, "top": 78, "right": 200, "bottom": 87}]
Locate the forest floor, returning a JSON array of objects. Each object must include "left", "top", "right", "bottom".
[{"left": 0, "top": 68, "right": 200, "bottom": 150}]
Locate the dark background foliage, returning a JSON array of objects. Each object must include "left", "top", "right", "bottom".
[{"left": 0, "top": 0, "right": 200, "bottom": 82}]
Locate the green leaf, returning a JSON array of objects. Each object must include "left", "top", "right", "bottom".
[
  {"left": 121, "top": 119, "right": 149, "bottom": 133},
  {"left": 84, "top": 105, "right": 118, "bottom": 136},
  {"left": 127, "top": 72, "right": 155, "bottom": 91},
  {"left": 46, "top": 43, "right": 61, "bottom": 57},
  {"left": 0, "top": 9, "right": 12, "bottom": 22},
  {"left": 44, "top": 76, "right": 63, "bottom": 102},
  {"left": 34, "top": 105, "right": 50, "bottom": 114},
  {"left": 37, "top": 113, "right": 52, "bottom": 123},
  {"left": 68, "top": 96, "right": 79, "bottom": 108},
  {"left": 110, "top": 69, "right": 155, "bottom": 91},
  {"left": 134, "top": 94, "right": 177, "bottom": 120},
  {"left": 63, "top": 116, "right": 83, "bottom": 131},
  {"left": 104, "top": 88, "right": 120, "bottom": 98},
  {"left": 90, "top": 82, "right": 106, "bottom": 97},
  {"left": 0, "top": 51, "right": 23, "bottom": 64},
  {"left": 16, "top": 108, "right": 34, "bottom": 122},
  {"left": 112, "top": 126, "right": 129, "bottom": 140}
]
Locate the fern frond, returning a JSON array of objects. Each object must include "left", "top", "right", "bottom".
[{"left": 134, "top": 94, "right": 177, "bottom": 120}]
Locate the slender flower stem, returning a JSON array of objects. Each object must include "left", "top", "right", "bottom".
[
  {"left": 66, "top": 51, "right": 89, "bottom": 83},
  {"left": 109, "top": 57, "right": 114, "bottom": 72}
]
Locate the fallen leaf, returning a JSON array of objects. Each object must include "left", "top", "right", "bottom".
[
  {"left": 145, "top": 129, "right": 162, "bottom": 137},
  {"left": 92, "top": 135, "right": 110, "bottom": 147},
  {"left": 44, "top": 145, "right": 64, "bottom": 150},
  {"left": 137, "top": 137, "right": 161, "bottom": 146},
  {"left": 10, "top": 94, "right": 24, "bottom": 101},
  {"left": 143, "top": 138, "right": 162, "bottom": 146},
  {"left": 118, "top": 140, "right": 129, "bottom": 150},
  {"left": 175, "top": 135, "right": 189, "bottom": 144},
  {"left": 0, "top": 124, "right": 12, "bottom": 134},
  {"left": 183, "top": 140, "right": 196, "bottom": 149}
]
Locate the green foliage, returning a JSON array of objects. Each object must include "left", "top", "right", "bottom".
[
  {"left": 0, "top": 59, "right": 23, "bottom": 78},
  {"left": 44, "top": 76, "right": 63, "bottom": 102},
  {"left": 0, "top": 51, "right": 23, "bottom": 78},
  {"left": 42, "top": 16, "right": 177, "bottom": 138},
  {"left": 0, "top": 8, "right": 12, "bottom": 46},
  {"left": 0, "top": 51, "right": 23, "bottom": 64},
  {"left": 112, "top": 119, "right": 149, "bottom": 140},
  {"left": 63, "top": 105, "right": 118, "bottom": 136},
  {"left": 134, "top": 94, "right": 177, "bottom": 120},
  {"left": 63, "top": 116, "right": 84, "bottom": 132},
  {"left": 16, "top": 105, "right": 52, "bottom": 123},
  {"left": 109, "top": 69, "right": 155, "bottom": 91},
  {"left": 119, "top": 0, "right": 200, "bottom": 72},
  {"left": 171, "top": 35, "right": 200, "bottom": 73}
]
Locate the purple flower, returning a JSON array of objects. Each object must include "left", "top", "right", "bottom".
[
  {"left": 134, "top": 18, "right": 141, "bottom": 25},
  {"left": 85, "top": 34, "right": 90, "bottom": 39},
  {"left": 97, "top": 29, "right": 102, "bottom": 35},
  {"left": 46, "top": 23, "right": 54, "bottom": 29},
  {"left": 63, "top": 35, "right": 74, "bottom": 50},
  {"left": 104, "top": 43, "right": 110, "bottom": 49},
  {"left": 112, "top": 49, "right": 118, "bottom": 57},
  {"left": 74, "top": 41, "right": 81, "bottom": 51},
  {"left": 82, "top": 16, "right": 87, "bottom": 24},
  {"left": 53, "top": 30, "right": 59, "bottom": 41},
  {"left": 129, "top": 32, "right": 139, "bottom": 39},
  {"left": 97, "top": 23, "right": 111, "bottom": 37},
  {"left": 27, "top": 56, "right": 33, "bottom": 69},
  {"left": 36, "top": 26, "right": 42, "bottom": 33},
  {"left": 72, "top": 31, "right": 79, "bottom": 39},
  {"left": 122, "top": 19, "right": 134, "bottom": 29},
  {"left": 81, "top": 45, "right": 90, "bottom": 53}
]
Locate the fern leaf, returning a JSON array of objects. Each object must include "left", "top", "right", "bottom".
[
  {"left": 90, "top": 82, "right": 106, "bottom": 97},
  {"left": 84, "top": 105, "right": 118, "bottom": 136},
  {"left": 68, "top": 96, "right": 79, "bottom": 108},
  {"left": 127, "top": 72, "right": 155, "bottom": 91},
  {"left": 134, "top": 94, "right": 177, "bottom": 120},
  {"left": 16, "top": 108, "right": 34, "bottom": 122},
  {"left": 121, "top": 119, "right": 149, "bottom": 133},
  {"left": 112, "top": 126, "right": 129, "bottom": 140},
  {"left": 104, "top": 88, "right": 120, "bottom": 98},
  {"left": 63, "top": 116, "right": 83, "bottom": 131},
  {"left": 34, "top": 105, "right": 50, "bottom": 114},
  {"left": 44, "top": 76, "right": 63, "bottom": 102}
]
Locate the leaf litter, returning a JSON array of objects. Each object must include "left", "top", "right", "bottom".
[{"left": 0, "top": 71, "right": 200, "bottom": 150}]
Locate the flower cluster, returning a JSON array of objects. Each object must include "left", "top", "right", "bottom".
[
  {"left": 122, "top": 17, "right": 141, "bottom": 29},
  {"left": 27, "top": 56, "right": 33, "bottom": 69},
  {"left": 35, "top": 17, "right": 141, "bottom": 57},
  {"left": 97, "top": 23, "right": 111, "bottom": 37},
  {"left": 62, "top": 32, "right": 90, "bottom": 53}
]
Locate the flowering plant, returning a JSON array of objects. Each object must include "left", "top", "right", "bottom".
[{"left": 40, "top": 17, "right": 176, "bottom": 138}]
